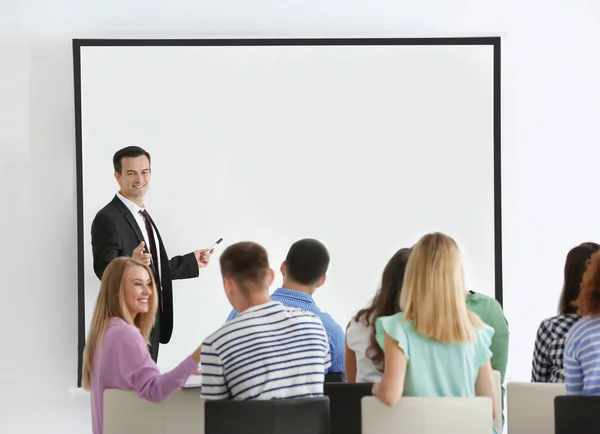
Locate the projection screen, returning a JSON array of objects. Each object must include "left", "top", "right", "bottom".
[{"left": 74, "top": 38, "right": 501, "bottom": 385}]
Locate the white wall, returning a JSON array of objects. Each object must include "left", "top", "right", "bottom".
[{"left": 2, "top": 1, "right": 600, "bottom": 433}]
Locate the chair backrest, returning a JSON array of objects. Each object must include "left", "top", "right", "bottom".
[
  {"left": 324, "top": 382, "right": 373, "bottom": 434},
  {"left": 204, "top": 397, "right": 330, "bottom": 434},
  {"left": 325, "top": 372, "right": 345, "bottom": 383},
  {"left": 492, "top": 370, "right": 502, "bottom": 432},
  {"left": 555, "top": 395, "right": 600, "bottom": 434},
  {"left": 103, "top": 389, "right": 205, "bottom": 434},
  {"left": 506, "top": 381, "right": 566, "bottom": 434},
  {"left": 361, "top": 396, "right": 493, "bottom": 434}
]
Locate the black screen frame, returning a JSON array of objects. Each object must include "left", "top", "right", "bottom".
[{"left": 73, "top": 36, "right": 502, "bottom": 387}]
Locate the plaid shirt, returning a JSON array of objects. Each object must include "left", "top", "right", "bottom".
[{"left": 531, "top": 313, "right": 580, "bottom": 382}]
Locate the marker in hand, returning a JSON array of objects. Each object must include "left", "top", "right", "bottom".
[{"left": 206, "top": 237, "right": 223, "bottom": 253}]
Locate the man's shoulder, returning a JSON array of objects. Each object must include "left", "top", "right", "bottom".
[
  {"left": 93, "top": 196, "right": 123, "bottom": 220},
  {"left": 283, "top": 305, "right": 322, "bottom": 322},
  {"left": 466, "top": 291, "right": 501, "bottom": 307},
  {"left": 467, "top": 292, "right": 507, "bottom": 323},
  {"left": 312, "top": 310, "right": 344, "bottom": 334}
]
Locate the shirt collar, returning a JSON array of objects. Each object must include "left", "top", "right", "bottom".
[
  {"left": 272, "top": 287, "right": 316, "bottom": 305},
  {"left": 238, "top": 301, "right": 281, "bottom": 316},
  {"left": 116, "top": 191, "right": 145, "bottom": 215}
]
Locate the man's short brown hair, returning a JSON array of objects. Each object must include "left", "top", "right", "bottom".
[{"left": 219, "top": 242, "right": 270, "bottom": 292}]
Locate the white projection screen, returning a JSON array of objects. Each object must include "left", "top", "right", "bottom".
[{"left": 74, "top": 38, "right": 501, "bottom": 385}]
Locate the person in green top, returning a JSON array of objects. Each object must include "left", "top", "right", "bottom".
[
  {"left": 466, "top": 290, "right": 509, "bottom": 425},
  {"left": 372, "top": 233, "right": 499, "bottom": 434}
]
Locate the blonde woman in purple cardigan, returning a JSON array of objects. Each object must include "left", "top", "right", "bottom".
[{"left": 81, "top": 257, "right": 201, "bottom": 434}]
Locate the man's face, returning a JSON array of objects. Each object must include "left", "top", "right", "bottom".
[{"left": 114, "top": 156, "right": 151, "bottom": 201}]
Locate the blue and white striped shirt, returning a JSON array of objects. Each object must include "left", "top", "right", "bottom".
[
  {"left": 201, "top": 301, "right": 332, "bottom": 400},
  {"left": 564, "top": 315, "right": 600, "bottom": 395},
  {"left": 226, "top": 287, "right": 346, "bottom": 373}
]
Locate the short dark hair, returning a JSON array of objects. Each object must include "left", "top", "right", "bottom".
[
  {"left": 113, "top": 146, "right": 151, "bottom": 173},
  {"left": 559, "top": 242, "right": 600, "bottom": 315},
  {"left": 285, "top": 238, "right": 330, "bottom": 285},
  {"left": 220, "top": 242, "right": 270, "bottom": 291}
]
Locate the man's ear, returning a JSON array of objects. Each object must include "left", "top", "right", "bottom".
[
  {"left": 114, "top": 171, "right": 121, "bottom": 183},
  {"left": 223, "top": 277, "right": 235, "bottom": 295},
  {"left": 280, "top": 261, "right": 286, "bottom": 277},
  {"left": 267, "top": 268, "right": 275, "bottom": 286},
  {"left": 316, "top": 274, "right": 327, "bottom": 288}
]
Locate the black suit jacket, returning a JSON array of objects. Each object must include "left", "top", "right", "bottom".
[{"left": 91, "top": 195, "right": 198, "bottom": 343}]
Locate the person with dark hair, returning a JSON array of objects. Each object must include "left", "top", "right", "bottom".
[
  {"left": 91, "top": 146, "right": 214, "bottom": 362},
  {"left": 201, "top": 242, "right": 331, "bottom": 400},
  {"left": 531, "top": 242, "right": 600, "bottom": 382},
  {"left": 226, "top": 238, "right": 345, "bottom": 374},
  {"left": 564, "top": 249, "right": 600, "bottom": 395},
  {"left": 345, "top": 248, "right": 411, "bottom": 383}
]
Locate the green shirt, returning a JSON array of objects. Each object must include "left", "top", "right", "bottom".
[{"left": 466, "top": 291, "right": 509, "bottom": 422}]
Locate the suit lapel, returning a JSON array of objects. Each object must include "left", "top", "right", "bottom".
[{"left": 111, "top": 195, "right": 145, "bottom": 246}]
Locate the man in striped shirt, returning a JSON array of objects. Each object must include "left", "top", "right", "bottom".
[
  {"left": 226, "top": 238, "right": 346, "bottom": 375},
  {"left": 201, "top": 241, "right": 332, "bottom": 400}
]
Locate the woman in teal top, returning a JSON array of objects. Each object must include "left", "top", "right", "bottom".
[{"left": 371, "top": 232, "right": 498, "bottom": 434}]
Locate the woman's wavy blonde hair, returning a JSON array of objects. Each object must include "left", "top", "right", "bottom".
[
  {"left": 81, "top": 257, "right": 157, "bottom": 390},
  {"left": 400, "top": 232, "right": 483, "bottom": 343}
]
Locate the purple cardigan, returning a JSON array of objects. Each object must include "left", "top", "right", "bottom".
[{"left": 90, "top": 317, "right": 198, "bottom": 434}]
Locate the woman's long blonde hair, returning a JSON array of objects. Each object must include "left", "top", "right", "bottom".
[
  {"left": 400, "top": 232, "right": 483, "bottom": 343},
  {"left": 81, "top": 257, "right": 158, "bottom": 390}
]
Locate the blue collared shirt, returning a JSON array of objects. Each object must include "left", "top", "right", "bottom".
[{"left": 226, "top": 287, "right": 345, "bottom": 374}]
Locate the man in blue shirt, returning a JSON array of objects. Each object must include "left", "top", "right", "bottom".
[{"left": 226, "top": 238, "right": 345, "bottom": 375}]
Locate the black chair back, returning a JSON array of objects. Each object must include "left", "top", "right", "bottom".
[
  {"left": 324, "top": 383, "right": 373, "bottom": 434},
  {"left": 205, "top": 397, "right": 330, "bottom": 434},
  {"left": 555, "top": 395, "right": 600, "bottom": 434},
  {"left": 324, "top": 372, "right": 345, "bottom": 383}
]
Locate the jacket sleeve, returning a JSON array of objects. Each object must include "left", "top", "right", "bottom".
[
  {"left": 91, "top": 211, "right": 121, "bottom": 280},
  {"left": 169, "top": 252, "right": 199, "bottom": 280}
]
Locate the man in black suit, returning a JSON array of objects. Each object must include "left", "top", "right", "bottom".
[{"left": 91, "top": 146, "right": 213, "bottom": 361}]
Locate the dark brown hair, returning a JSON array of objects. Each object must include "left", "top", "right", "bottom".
[
  {"left": 285, "top": 238, "right": 330, "bottom": 285},
  {"left": 354, "top": 247, "right": 411, "bottom": 370},
  {"left": 113, "top": 146, "right": 151, "bottom": 173},
  {"left": 219, "top": 242, "right": 270, "bottom": 292},
  {"left": 574, "top": 249, "right": 600, "bottom": 316},
  {"left": 558, "top": 242, "right": 600, "bottom": 315}
]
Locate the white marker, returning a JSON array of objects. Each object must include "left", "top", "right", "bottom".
[{"left": 207, "top": 237, "right": 223, "bottom": 252}]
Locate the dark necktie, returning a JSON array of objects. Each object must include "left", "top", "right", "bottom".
[{"left": 139, "top": 209, "right": 161, "bottom": 287}]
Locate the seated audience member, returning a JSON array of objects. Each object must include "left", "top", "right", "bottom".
[
  {"left": 201, "top": 241, "right": 331, "bottom": 400},
  {"left": 345, "top": 248, "right": 411, "bottom": 383},
  {"left": 466, "top": 289, "right": 509, "bottom": 421},
  {"left": 226, "top": 238, "right": 345, "bottom": 375},
  {"left": 532, "top": 242, "right": 600, "bottom": 383},
  {"left": 371, "top": 233, "right": 498, "bottom": 433},
  {"left": 82, "top": 257, "right": 200, "bottom": 434},
  {"left": 564, "top": 250, "right": 600, "bottom": 395}
]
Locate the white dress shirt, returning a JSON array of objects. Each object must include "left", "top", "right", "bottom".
[
  {"left": 346, "top": 317, "right": 384, "bottom": 383},
  {"left": 116, "top": 192, "right": 162, "bottom": 282}
]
